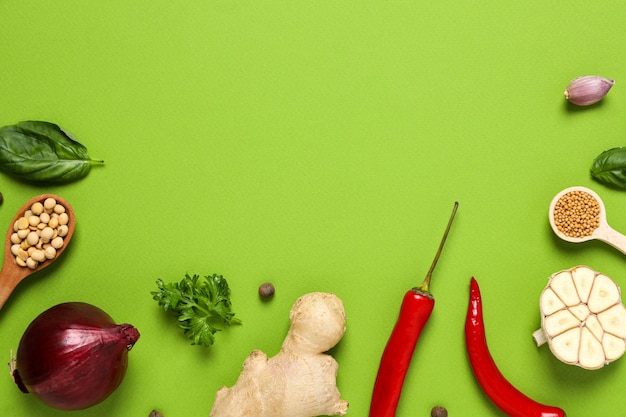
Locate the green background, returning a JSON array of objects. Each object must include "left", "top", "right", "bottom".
[{"left": 1, "top": 1, "right": 626, "bottom": 416}]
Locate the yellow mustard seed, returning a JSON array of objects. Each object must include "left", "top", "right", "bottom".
[{"left": 553, "top": 191, "right": 600, "bottom": 238}]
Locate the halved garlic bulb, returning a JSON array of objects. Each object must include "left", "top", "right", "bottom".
[{"left": 533, "top": 266, "right": 626, "bottom": 370}]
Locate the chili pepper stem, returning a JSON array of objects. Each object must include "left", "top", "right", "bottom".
[{"left": 416, "top": 201, "right": 459, "bottom": 294}]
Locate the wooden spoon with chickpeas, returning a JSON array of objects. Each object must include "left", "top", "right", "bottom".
[
  {"left": 549, "top": 186, "right": 626, "bottom": 254},
  {"left": 0, "top": 194, "right": 75, "bottom": 310}
]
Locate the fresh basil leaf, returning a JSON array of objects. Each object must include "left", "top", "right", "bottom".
[
  {"left": 590, "top": 147, "right": 626, "bottom": 189},
  {"left": 0, "top": 120, "right": 104, "bottom": 183}
]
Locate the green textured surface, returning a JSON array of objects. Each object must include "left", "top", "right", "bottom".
[{"left": 1, "top": 1, "right": 626, "bottom": 416}]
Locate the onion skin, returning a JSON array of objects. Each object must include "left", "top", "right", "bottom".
[{"left": 12, "top": 302, "right": 140, "bottom": 411}]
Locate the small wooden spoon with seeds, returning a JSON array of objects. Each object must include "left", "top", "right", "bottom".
[
  {"left": 548, "top": 186, "right": 626, "bottom": 254},
  {"left": 0, "top": 194, "right": 75, "bottom": 310}
]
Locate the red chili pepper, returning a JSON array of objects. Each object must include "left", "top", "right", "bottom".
[
  {"left": 465, "top": 277, "right": 567, "bottom": 417},
  {"left": 369, "top": 202, "right": 458, "bottom": 417}
]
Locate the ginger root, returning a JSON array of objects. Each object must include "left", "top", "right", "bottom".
[{"left": 209, "top": 292, "right": 349, "bottom": 417}]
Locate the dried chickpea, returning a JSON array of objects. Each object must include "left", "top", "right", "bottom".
[
  {"left": 40, "top": 227, "right": 54, "bottom": 242},
  {"left": 57, "top": 225, "right": 69, "bottom": 237},
  {"left": 17, "top": 248, "right": 28, "bottom": 261},
  {"left": 48, "top": 216, "right": 59, "bottom": 229},
  {"left": 51, "top": 236, "right": 64, "bottom": 249},
  {"left": 43, "top": 197, "right": 56, "bottom": 211},
  {"left": 31, "top": 250, "right": 45, "bottom": 263},
  {"left": 16, "top": 217, "right": 29, "bottom": 230},
  {"left": 28, "top": 215, "right": 40, "bottom": 227},
  {"left": 31, "top": 202, "right": 43, "bottom": 215},
  {"left": 26, "top": 231, "right": 39, "bottom": 246},
  {"left": 44, "top": 246, "right": 56, "bottom": 260},
  {"left": 26, "top": 257, "right": 38, "bottom": 270},
  {"left": 39, "top": 212, "right": 50, "bottom": 224},
  {"left": 10, "top": 233, "right": 21, "bottom": 245}
]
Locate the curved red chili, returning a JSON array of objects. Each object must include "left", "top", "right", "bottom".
[
  {"left": 369, "top": 202, "right": 458, "bottom": 417},
  {"left": 465, "top": 277, "right": 567, "bottom": 417}
]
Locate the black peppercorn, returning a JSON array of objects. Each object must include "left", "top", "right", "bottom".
[
  {"left": 258, "top": 282, "right": 275, "bottom": 299},
  {"left": 431, "top": 406, "right": 448, "bottom": 417}
]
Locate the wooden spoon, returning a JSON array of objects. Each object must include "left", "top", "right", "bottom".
[
  {"left": 548, "top": 186, "right": 626, "bottom": 254},
  {"left": 0, "top": 194, "right": 75, "bottom": 310}
]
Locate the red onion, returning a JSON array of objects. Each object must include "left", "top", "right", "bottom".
[{"left": 11, "top": 302, "right": 140, "bottom": 410}]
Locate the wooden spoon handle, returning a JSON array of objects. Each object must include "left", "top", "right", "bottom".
[
  {"left": 0, "top": 266, "right": 24, "bottom": 310},
  {"left": 596, "top": 225, "right": 626, "bottom": 255}
]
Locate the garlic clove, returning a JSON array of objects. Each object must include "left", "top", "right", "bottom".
[
  {"left": 540, "top": 288, "right": 565, "bottom": 316},
  {"left": 597, "top": 304, "right": 626, "bottom": 338},
  {"left": 564, "top": 75, "right": 615, "bottom": 106},
  {"left": 571, "top": 266, "right": 595, "bottom": 303},
  {"left": 550, "top": 328, "right": 580, "bottom": 364},
  {"left": 603, "top": 333, "right": 626, "bottom": 361},
  {"left": 588, "top": 274, "right": 620, "bottom": 313},
  {"left": 578, "top": 327, "right": 605, "bottom": 369},
  {"left": 550, "top": 271, "right": 580, "bottom": 306},
  {"left": 543, "top": 309, "right": 580, "bottom": 336}
]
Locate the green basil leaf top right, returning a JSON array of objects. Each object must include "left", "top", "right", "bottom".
[{"left": 591, "top": 147, "right": 626, "bottom": 189}]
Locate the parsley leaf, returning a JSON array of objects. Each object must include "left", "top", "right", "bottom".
[{"left": 152, "top": 273, "right": 242, "bottom": 347}]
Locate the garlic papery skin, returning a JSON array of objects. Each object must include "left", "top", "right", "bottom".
[{"left": 564, "top": 75, "right": 615, "bottom": 106}]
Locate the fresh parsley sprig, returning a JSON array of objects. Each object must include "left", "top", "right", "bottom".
[{"left": 152, "top": 273, "right": 242, "bottom": 347}]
